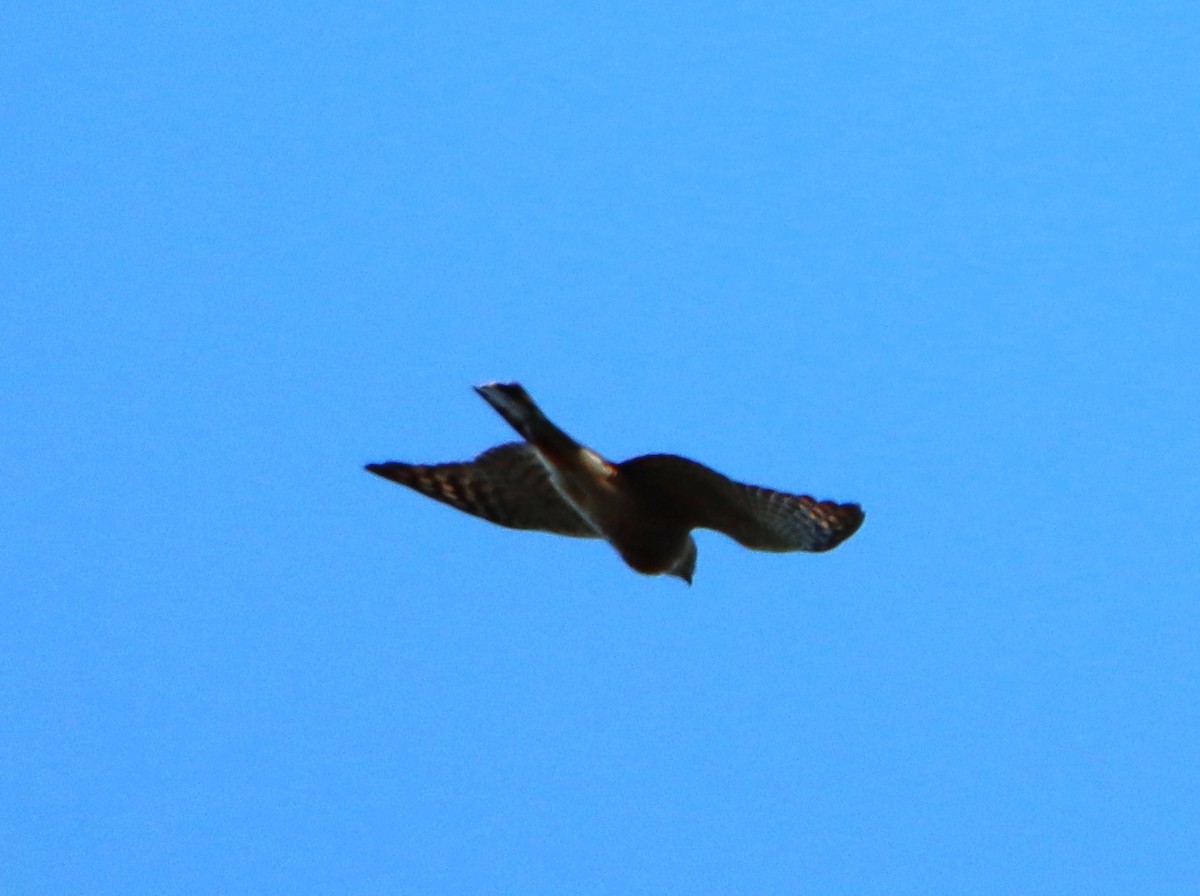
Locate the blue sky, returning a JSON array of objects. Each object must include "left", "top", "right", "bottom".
[{"left": 4, "top": 2, "right": 1198, "bottom": 893}]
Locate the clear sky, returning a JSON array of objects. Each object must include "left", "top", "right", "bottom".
[{"left": 5, "top": 3, "right": 1199, "bottom": 894}]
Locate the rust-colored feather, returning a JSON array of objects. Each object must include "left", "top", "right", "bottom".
[
  {"left": 619, "top": 454, "right": 863, "bottom": 552},
  {"left": 366, "top": 442, "right": 597, "bottom": 537}
]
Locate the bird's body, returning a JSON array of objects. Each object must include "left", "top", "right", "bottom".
[{"left": 366, "top": 383, "right": 863, "bottom": 583}]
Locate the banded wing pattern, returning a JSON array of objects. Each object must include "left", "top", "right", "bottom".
[
  {"left": 366, "top": 442, "right": 597, "bottom": 537},
  {"left": 618, "top": 454, "right": 863, "bottom": 552}
]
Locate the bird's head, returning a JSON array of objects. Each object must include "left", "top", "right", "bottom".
[{"left": 669, "top": 536, "right": 697, "bottom": 586}]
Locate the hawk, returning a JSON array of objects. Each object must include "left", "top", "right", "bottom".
[{"left": 365, "top": 382, "right": 863, "bottom": 584}]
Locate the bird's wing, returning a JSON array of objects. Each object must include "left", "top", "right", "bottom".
[
  {"left": 366, "top": 442, "right": 599, "bottom": 537},
  {"left": 619, "top": 454, "right": 863, "bottom": 552}
]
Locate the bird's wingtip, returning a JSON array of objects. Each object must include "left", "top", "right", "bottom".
[{"left": 826, "top": 502, "right": 865, "bottom": 549}]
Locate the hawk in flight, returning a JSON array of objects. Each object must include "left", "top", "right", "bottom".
[{"left": 365, "top": 382, "right": 863, "bottom": 584}]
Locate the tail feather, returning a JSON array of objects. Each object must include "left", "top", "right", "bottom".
[{"left": 474, "top": 382, "right": 580, "bottom": 466}]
